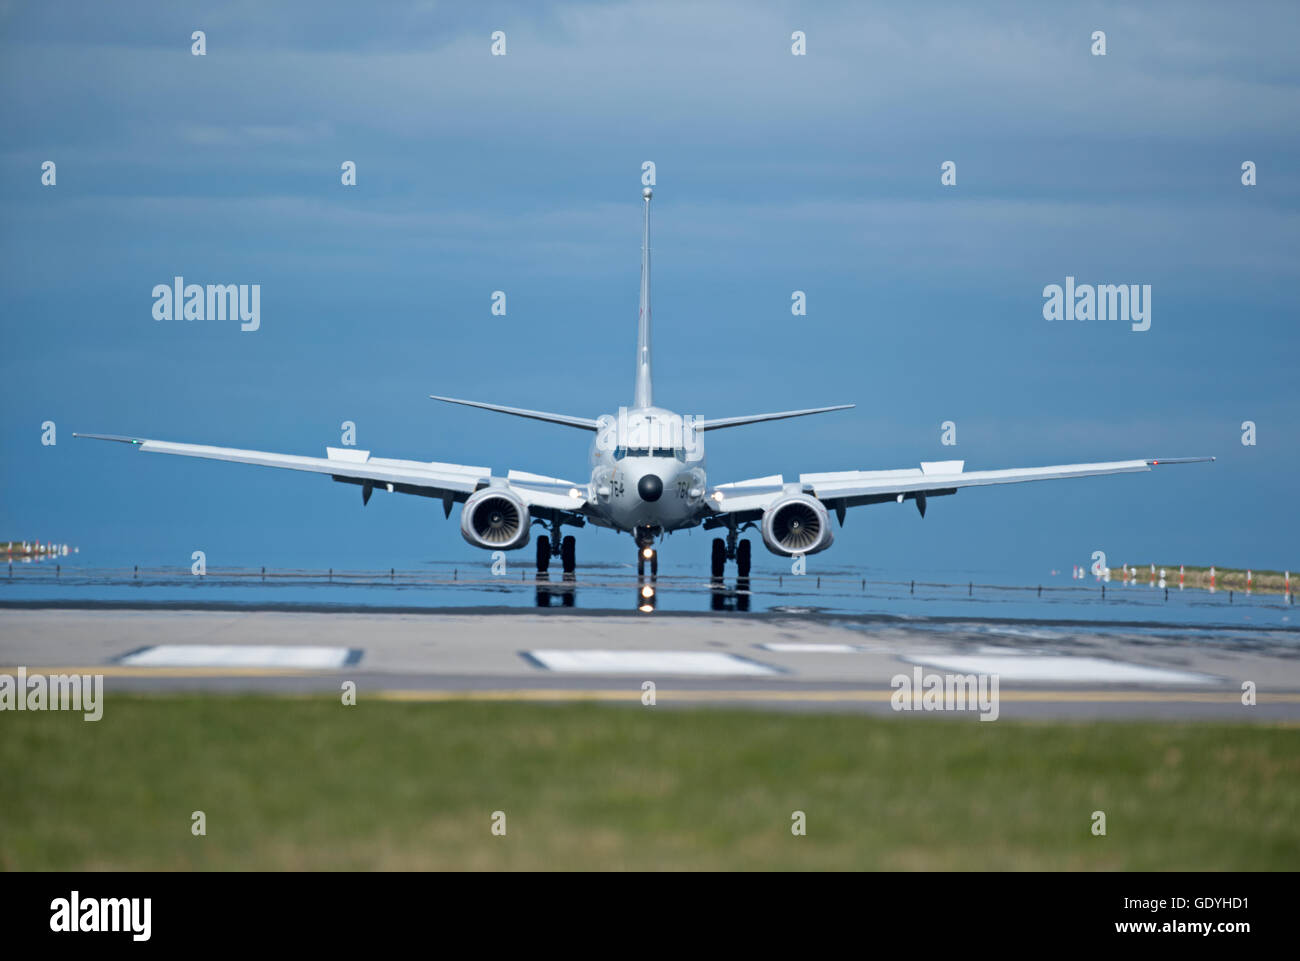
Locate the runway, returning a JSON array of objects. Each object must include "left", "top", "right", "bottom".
[{"left": 3, "top": 603, "right": 1298, "bottom": 719}]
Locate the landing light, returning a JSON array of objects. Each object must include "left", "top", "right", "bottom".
[
  {"left": 568, "top": 487, "right": 582, "bottom": 498},
  {"left": 711, "top": 491, "right": 724, "bottom": 502},
  {"left": 642, "top": 547, "right": 653, "bottom": 559},
  {"left": 641, "top": 585, "right": 654, "bottom": 598}
]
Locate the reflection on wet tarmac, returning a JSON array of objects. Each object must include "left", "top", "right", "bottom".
[
  {"left": 710, "top": 577, "right": 751, "bottom": 613},
  {"left": 3, "top": 563, "right": 1295, "bottom": 629},
  {"left": 636, "top": 578, "right": 657, "bottom": 613},
  {"left": 535, "top": 572, "right": 576, "bottom": 608}
]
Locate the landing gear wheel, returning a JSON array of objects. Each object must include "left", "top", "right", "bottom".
[
  {"left": 711, "top": 538, "right": 726, "bottom": 579},
  {"left": 561, "top": 535, "right": 576, "bottom": 574},
  {"left": 536, "top": 535, "right": 550, "bottom": 573},
  {"left": 736, "top": 539, "right": 751, "bottom": 578}
]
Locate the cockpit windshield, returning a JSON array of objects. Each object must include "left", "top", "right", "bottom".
[{"left": 614, "top": 447, "right": 686, "bottom": 461}]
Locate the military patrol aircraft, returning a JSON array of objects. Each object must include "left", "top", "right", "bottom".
[{"left": 78, "top": 187, "right": 1212, "bottom": 578}]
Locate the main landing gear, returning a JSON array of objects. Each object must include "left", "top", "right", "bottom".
[
  {"left": 535, "top": 526, "right": 577, "bottom": 575},
  {"left": 711, "top": 524, "right": 751, "bottom": 579}
]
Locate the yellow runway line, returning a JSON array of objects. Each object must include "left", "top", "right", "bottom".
[
  {"left": 5, "top": 668, "right": 1299, "bottom": 705},
  {"left": 373, "top": 689, "right": 1300, "bottom": 704},
  {"left": 2, "top": 665, "right": 320, "bottom": 677}
]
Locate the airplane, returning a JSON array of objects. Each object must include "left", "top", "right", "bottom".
[{"left": 77, "top": 186, "right": 1213, "bottom": 579}]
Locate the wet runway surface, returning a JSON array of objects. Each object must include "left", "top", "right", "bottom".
[
  {"left": 3, "top": 567, "right": 1298, "bottom": 719},
  {"left": 3, "top": 560, "right": 1295, "bottom": 627}
]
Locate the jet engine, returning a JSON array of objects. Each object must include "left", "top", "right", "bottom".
[
  {"left": 760, "top": 493, "right": 833, "bottom": 556},
  {"left": 460, "top": 488, "right": 531, "bottom": 551}
]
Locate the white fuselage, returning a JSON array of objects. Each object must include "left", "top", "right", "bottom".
[{"left": 586, "top": 405, "right": 707, "bottom": 534}]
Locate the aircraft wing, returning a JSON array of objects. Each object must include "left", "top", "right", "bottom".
[
  {"left": 73, "top": 433, "right": 588, "bottom": 515},
  {"left": 707, "top": 456, "right": 1214, "bottom": 521}
]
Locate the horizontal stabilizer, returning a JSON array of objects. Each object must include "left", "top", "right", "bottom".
[
  {"left": 697, "top": 405, "right": 854, "bottom": 431},
  {"left": 429, "top": 395, "right": 599, "bottom": 430}
]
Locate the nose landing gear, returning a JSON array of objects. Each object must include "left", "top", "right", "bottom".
[{"left": 634, "top": 525, "right": 661, "bottom": 578}]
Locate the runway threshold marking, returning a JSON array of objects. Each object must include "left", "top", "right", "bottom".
[
  {"left": 117, "top": 644, "right": 360, "bottom": 669},
  {"left": 524, "top": 649, "right": 780, "bottom": 675}
]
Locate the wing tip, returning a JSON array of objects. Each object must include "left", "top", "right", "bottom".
[
  {"left": 1146, "top": 456, "right": 1216, "bottom": 466},
  {"left": 72, "top": 432, "right": 145, "bottom": 445}
]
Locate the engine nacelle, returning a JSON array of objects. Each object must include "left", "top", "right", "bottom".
[
  {"left": 760, "top": 493, "right": 833, "bottom": 557},
  {"left": 460, "top": 488, "right": 531, "bottom": 551}
]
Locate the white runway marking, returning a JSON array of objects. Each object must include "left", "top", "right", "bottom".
[
  {"left": 526, "top": 650, "right": 778, "bottom": 676},
  {"left": 760, "top": 642, "right": 862, "bottom": 653},
  {"left": 903, "top": 654, "right": 1215, "bottom": 685},
  {"left": 119, "top": 645, "right": 357, "bottom": 669}
]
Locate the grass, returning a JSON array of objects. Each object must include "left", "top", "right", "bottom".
[{"left": 2, "top": 696, "right": 1298, "bottom": 870}]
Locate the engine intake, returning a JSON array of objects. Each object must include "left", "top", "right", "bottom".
[
  {"left": 460, "top": 488, "right": 530, "bottom": 551},
  {"left": 761, "top": 494, "right": 833, "bottom": 556}
]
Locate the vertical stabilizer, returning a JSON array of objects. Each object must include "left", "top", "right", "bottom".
[{"left": 634, "top": 186, "right": 653, "bottom": 408}]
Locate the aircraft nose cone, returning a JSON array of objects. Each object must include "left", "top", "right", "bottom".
[{"left": 637, "top": 474, "right": 664, "bottom": 503}]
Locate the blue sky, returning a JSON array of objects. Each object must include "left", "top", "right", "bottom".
[{"left": 2, "top": 0, "right": 1296, "bottom": 576}]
